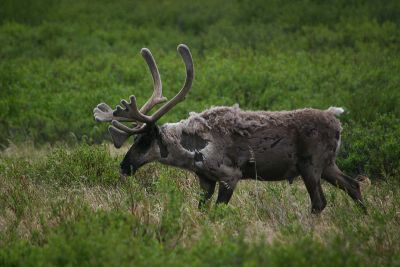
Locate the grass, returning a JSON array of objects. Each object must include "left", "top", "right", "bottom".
[
  {"left": 0, "top": 144, "right": 399, "bottom": 266},
  {"left": 1, "top": 0, "right": 400, "bottom": 265}
]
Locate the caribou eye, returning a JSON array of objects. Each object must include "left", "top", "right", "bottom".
[
  {"left": 141, "top": 136, "right": 152, "bottom": 146},
  {"left": 135, "top": 134, "right": 152, "bottom": 151}
]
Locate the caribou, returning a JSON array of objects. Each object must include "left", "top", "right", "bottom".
[{"left": 93, "top": 44, "right": 365, "bottom": 213}]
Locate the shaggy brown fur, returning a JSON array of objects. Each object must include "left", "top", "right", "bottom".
[
  {"left": 119, "top": 105, "right": 365, "bottom": 214},
  {"left": 183, "top": 105, "right": 342, "bottom": 136}
]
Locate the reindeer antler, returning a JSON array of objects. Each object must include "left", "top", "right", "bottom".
[
  {"left": 93, "top": 48, "right": 166, "bottom": 122},
  {"left": 93, "top": 44, "right": 194, "bottom": 148}
]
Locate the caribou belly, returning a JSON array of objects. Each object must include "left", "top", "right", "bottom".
[{"left": 241, "top": 129, "right": 298, "bottom": 181}]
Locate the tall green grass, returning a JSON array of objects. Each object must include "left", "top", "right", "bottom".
[{"left": 0, "top": 144, "right": 399, "bottom": 266}]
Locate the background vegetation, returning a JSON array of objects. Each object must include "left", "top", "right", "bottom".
[{"left": 0, "top": 0, "right": 399, "bottom": 266}]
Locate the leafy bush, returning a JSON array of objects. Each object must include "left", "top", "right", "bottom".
[
  {"left": 32, "top": 144, "right": 120, "bottom": 186},
  {"left": 0, "top": 0, "right": 399, "bottom": 144},
  {"left": 339, "top": 114, "right": 400, "bottom": 178},
  {"left": 0, "top": 144, "right": 120, "bottom": 186}
]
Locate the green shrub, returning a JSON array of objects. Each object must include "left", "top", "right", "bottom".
[
  {"left": 32, "top": 144, "right": 119, "bottom": 186},
  {"left": 0, "top": 209, "right": 373, "bottom": 267},
  {"left": 339, "top": 114, "right": 400, "bottom": 178},
  {"left": 0, "top": 0, "right": 399, "bottom": 147}
]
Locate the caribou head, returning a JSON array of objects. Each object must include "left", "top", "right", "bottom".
[{"left": 93, "top": 44, "right": 193, "bottom": 176}]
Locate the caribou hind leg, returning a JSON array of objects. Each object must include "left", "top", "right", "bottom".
[{"left": 322, "top": 164, "right": 366, "bottom": 211}]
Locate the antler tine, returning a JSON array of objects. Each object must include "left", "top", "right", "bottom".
[
  {"left": 94, "top": 103, "right": 137, "bottom": 122},
  {"left": 93, "top": 103, "right": 114, "bottom": 122},
  {"left": 111, "top": 120, "right": 148, "bottom": 134},
  {"left": 139, "top": 48, "right": 168, "bottom": 114},
  {"left": 108, "top": 126, "right": 130, "bottom": 149},
  {"left": 108, "top": 121, "right": 148, "bottom": 148},
  {"left": 113, "top": 95, "right": 152, "bottom": 123},
  {"left": 149, "top": 44, "right": 194, "bottom": 122}
]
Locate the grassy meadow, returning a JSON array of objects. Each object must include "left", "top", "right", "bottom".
[{"left": 1, "top": 0, "right": 400, "bottom": 266}]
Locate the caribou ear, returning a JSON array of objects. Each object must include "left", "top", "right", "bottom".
[{"left": 108, "top": 126, "right": 130, "bottom": 148}]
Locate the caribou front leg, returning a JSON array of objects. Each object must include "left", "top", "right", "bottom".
[
  {"left": 216, "top": 177, "right": 239, "bottom": 205},
  {"left": 196, "top": 152, "right": 242, "bottom": 206},
  {"left": 197, "top": 173, "right": 216, "bottom": 209}
]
